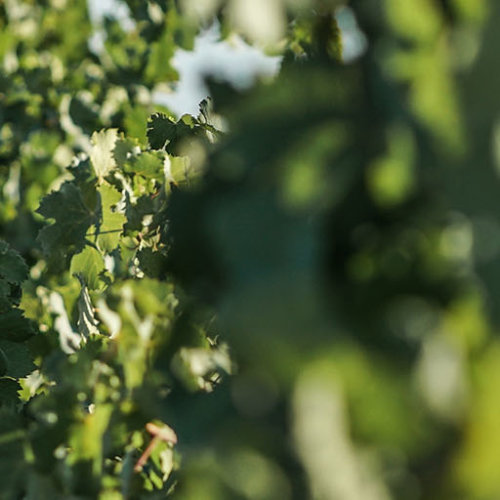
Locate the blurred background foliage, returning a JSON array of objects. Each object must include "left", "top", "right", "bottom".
[{"left": 2, "top": 0, "right": 500, "bottom": 499}]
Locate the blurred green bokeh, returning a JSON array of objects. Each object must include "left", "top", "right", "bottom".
[{"left": 168, "top": 1, "right": 500, "bottom": 499}]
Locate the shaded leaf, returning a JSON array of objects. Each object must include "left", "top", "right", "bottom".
[
  {"left": 70, "top": 246, "right": 105, "bottom": 290},
  {"left": 0, "top": 340, "right": 35, "bottom": 379},
  {"left": 97, "top": 183, "right": 126, "bottom": 253},
  {"left": 147, "top": 113, "right": 177, "bottom": 150},
  {"left": 0, "top": 309, "right": 34, "bottom": 343},
  {"left": 37, "top": 182, "right": 94, "bottom": 261},
  {"left": 0, "top": 241, "right": 28, "bottom": 285}
]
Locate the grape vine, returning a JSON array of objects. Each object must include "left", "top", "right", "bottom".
[{"left": 2, "top": 1, "right": 500, "bottom": 499}]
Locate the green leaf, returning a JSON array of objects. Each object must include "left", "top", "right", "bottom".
[
  {"left": 69, "top": 95, "right": 100, "bottom": 134},
  {"left": 37, "top": 182, "right": 94, "bottom": 261},
  {"left": 147, "top": 113, "right": 177, "bottom": 150},
  {"left": 0, "top": 309, "right": 34, "bottom": 342},
  {"left": 168, "top": 155, "right": 195, "bottom": 186},
  {"left": 97, "top": 183, "right": 126, "bottom": 253},
  {"left": 147, "top": 111, "right": 218, "bottom": 154},
  {"left": 0, "top": 242, "right": 27, "bottom": 312},
  {"left": 145, "top": 28, "right": 178, "bottom": 84},
  {"left": 0, "top": 340, "right": 35, "bottom": 379},
  {"left": 113, "top": 136, "right": 140, "bottom": 168},
  {"left": 123, "top": 103, "right": 151, "bottom": 145},
  {"left": 0, "top": 380, "right": 22, "bottom": 410},
  {"left": 137, "top": 247, "right": 166, "bottom": 278},
  {"left": 70, "top": 246, "right": 105, "bottom": 290},
  {"left": 125, "top": 151, "right": 164, "bottom": 179},
  {"left": 76, "top": 285, "right": 99, "bottom": 339},
  {"left": 0, "top": 241, "right": 28, "bottom": 285},
  {"left": 90, "top": 129, "right": 119, "bottom": 183}
]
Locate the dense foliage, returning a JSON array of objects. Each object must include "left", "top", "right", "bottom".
[{"left": 2, "top": 0, "right": 500, "bottom": 498}]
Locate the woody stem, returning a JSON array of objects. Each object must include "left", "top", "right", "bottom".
[{"left": 134, "top": 435, "right": 160, "bottom": 472}]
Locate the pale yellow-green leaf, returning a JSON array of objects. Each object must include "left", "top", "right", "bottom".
[
  {"left": 70, "top": 246, "right": 105, "bottom": 290},
  {"left": 90, "top": 129, "right": 119, "bottom": 183},
  {"left": 97, "top": 182, "right": 126, "bottom": 253}
]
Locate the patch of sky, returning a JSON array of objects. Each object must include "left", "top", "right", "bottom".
[
  {"left": 155, "top": 24, "right": 281, "bottom": 116},
  {"left": 336, "top": 6, "right": 368, "bottom": 63}
]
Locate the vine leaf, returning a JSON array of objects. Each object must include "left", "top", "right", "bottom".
[
  {"left": 0, "top": 340, "right": 36, "bottom": 379},
  {"left": 0, "top": 309, "right": 34, "bottom": 342},
  {"left": 0, "top": 242, "right": 28, "bottom": 312},
  {"left": 124, "top": 151, "right": 164, "bottom": 180},
  {"left": 37, "top": 182, "right": 93, "bottom": 262},
  {"left": 0, "top": 241, "right": 28, "bottom": 286},
  {"left": 97, "top": 183, "right": 126, "bottom": 253},
  {"left": 47, "top": 291, "right": 82, "bottom": 354},
  {"left": 90, "top": 129, "right": 119, "bottom": 183},
  {"left": 70, "top": 246, "right": 105, "bottom": 291},
  {"left": 147, "top": 113, "right": 177, "bottom": 150},
  {"left": 76, "top": 285, "right": 99, "bottom": 339}
]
